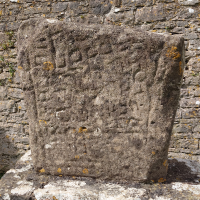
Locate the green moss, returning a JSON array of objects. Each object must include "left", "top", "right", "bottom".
[{"left": 8, "top": 62, "right": 15, "bottom": 77}]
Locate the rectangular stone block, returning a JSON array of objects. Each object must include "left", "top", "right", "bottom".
[
  {"left": 18, "top": 18, "right": 184, "bottom": 182},
  {"left": 135, "top": 4, "right": 166, "bottom": 23}
]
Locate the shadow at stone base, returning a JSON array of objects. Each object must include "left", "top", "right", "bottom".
[
  {"left": 0, "top": 126, "right": 23, "bottom": 175},
  {"left": 166, "top": 158, "right": 200, "bottom": 184}
]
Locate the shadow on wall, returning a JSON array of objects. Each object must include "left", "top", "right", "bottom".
[
  {"left": 0, "top": 126, "right": 23, "bottom": 177},
  {"left": 166, "top": 158, "right": 200, "bottom": 184}
]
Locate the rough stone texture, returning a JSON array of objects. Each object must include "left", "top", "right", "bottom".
[
  {"left": 1, "top": 150, "right": 200, "bottom": 200},
  {"left": 0, "top": 0, "right": 199, "bottom": 174},
  {"left": 17, "top": 18, "right": 184, "bottom": 182}
]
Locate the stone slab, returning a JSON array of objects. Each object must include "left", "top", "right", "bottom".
[
  {"left": 1, "top": 151, "right": 200, "bottom": 200},
  {"left": 17, "top": 18, "right": 184, "bottom": 182}
]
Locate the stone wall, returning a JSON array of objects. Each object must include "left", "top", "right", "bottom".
[{"left": 0, "top": 0, "right": 199, "bottom": 173}]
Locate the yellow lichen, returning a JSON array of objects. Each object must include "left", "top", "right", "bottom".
[
  {"left": 78, "top": 127, "right": 87, "bottom": 133},
  {"left": 53, "top": 196, "right": 58, "bottom": 200},
  {"left": 43, "top": 61, "right": 54, "bottom": 71},
  {"left": 39, "top": 168, "right": 45, "bottom": 173},
  {"left": 152, "top": 151, "right": 156, "bottom": 155},
  {"left": 39, "top": 120, "right": 47, "bottom": 125},
  {"left": 158, "top": 178, "right": 166, "bottom": 183},
  {"left": 72, "top": 176, "right": 76, "bottom": 179},
  {"left": 75, "top": 155, "right": 80, "bottom": 159},
  {"left": 18, "top": 66, "right": 23, "bottom": 70},
  {"left": 163, "top": 160, "right": 167, "bottom": 167},
  {"left": 82, "top": 168, "right": 89, "bottom": 174},
  {"left": 57, "top": 168, "right": 62, "bottom": 173},
  {"left": 179, "top": 61, "right": 183, "bottom": 75},
  {"left": 18, "top": 106, "right": 22, "bottom": 109},
  {"left": 166, "top": 46, "right": 181, "bottom": 60}
]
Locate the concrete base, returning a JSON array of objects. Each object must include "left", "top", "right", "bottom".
[{"left": 1, "top": 151, "right": 200, "bottom": 200}]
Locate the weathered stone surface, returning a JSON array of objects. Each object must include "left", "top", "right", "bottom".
[
  {"left": 0, "top": 0, "right": 200, "bottom": 175},
  {"left": 17, "top": 18, "right": 184, "bottom": 182},
  {"left": 135, "top": 4, "right": 166, "bottom": 23},
  {"left": 1, "top": 151, "right": 200, "bottom": 200}
]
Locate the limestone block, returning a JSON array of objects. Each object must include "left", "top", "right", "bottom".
[
  {"left": 0, "top": 100, "right": 15, "bottom": 112},
  {"left": 178, "top": 0, "right": 199, "bottom": 5},
  {"left": 89, "top": 0, "right": 112, "bottom": 15},
  {"left": 7, "top": 87, "right": 23, "bottom": 99},
  {"left": 52, "top": 2, "right": 68, "bottom": 13},
  {"left": 18, "top": 18, "right": 184, "bottom": 182},
  {"left": 135, "top": 4, "right": 166, "bottom": 23}
]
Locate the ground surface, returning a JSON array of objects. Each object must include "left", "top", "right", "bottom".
[{"left": 0, "top": 151, "right": 200, "bottom": 200}]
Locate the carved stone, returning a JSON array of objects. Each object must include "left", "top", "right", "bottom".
[
  {"left": 114, "top": 0, "right": 122, "bottom": 7},
  {"left": 18, "top": 18, "right": 184, "bottom": 182}
]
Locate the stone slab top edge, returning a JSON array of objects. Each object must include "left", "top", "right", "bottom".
[{"left": 17, "top": 18, "right": 185, "bottom": 49}]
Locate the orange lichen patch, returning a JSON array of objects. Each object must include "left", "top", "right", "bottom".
[
  {"left": 75, "top": 155, "right": 80, "bottom": 159},
  {"left": 53, "top": 196, "right": 58, "bottom": 200},
  {"left": 151, "top": 30, "right": 157, "bottom": 32},
  {"left": 57, "top": 168, "right": 62, "bottom": 173},
  {"left": 158, "top": 178, "right": 166, "bottom": 183},
  {"left": 78, "top": 127, "right": 87, "bottom": 133},
  {"left": 152, "top": 151, "right": 156, "bottom": 155},
  {"left": 6, "top": 135, "right": 9, "bottom": 139},
  {"left": 18, "top": 66, "right": 23, "bottom": 70},
  {"left": 18, "top": 106, "right": 22, "bottom": 109},
  {"left": 85, "top": 133, "right": 90, "bottom": 138},
  {"left": 72, "top": 176, "right": 76, "bottom": 179},
  {"left": 82, "top": 168, "right": 89, "bottom": 174},
  {"left": 151, "top": 180, "right": 155, "bottom": 183},
  {"left": 39, "top": 168, "right": 45, "bottom": 173},
  {"left": 166, "top": 46, "right": 181, "bottom": 60},
  {"left": 39, "top": 120, "right": 47, "bottom": 125},
  {"left": 110, "top": 1, "right": 113, "bottom": 4},
  {"left": 59, "top": 175, "right": 62, "bottom": 177},
  {"left": 179, "top": 61, "right": 183, "bottom": 75},
  {"left": 43, "top": 61, "right": 54, "bottom": 71},
  {"left": 163, "top": 160, "right": 167, "bottom": 167},
  {"left": 72, "top": 129, "right": 76, "bottom": 133}
]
